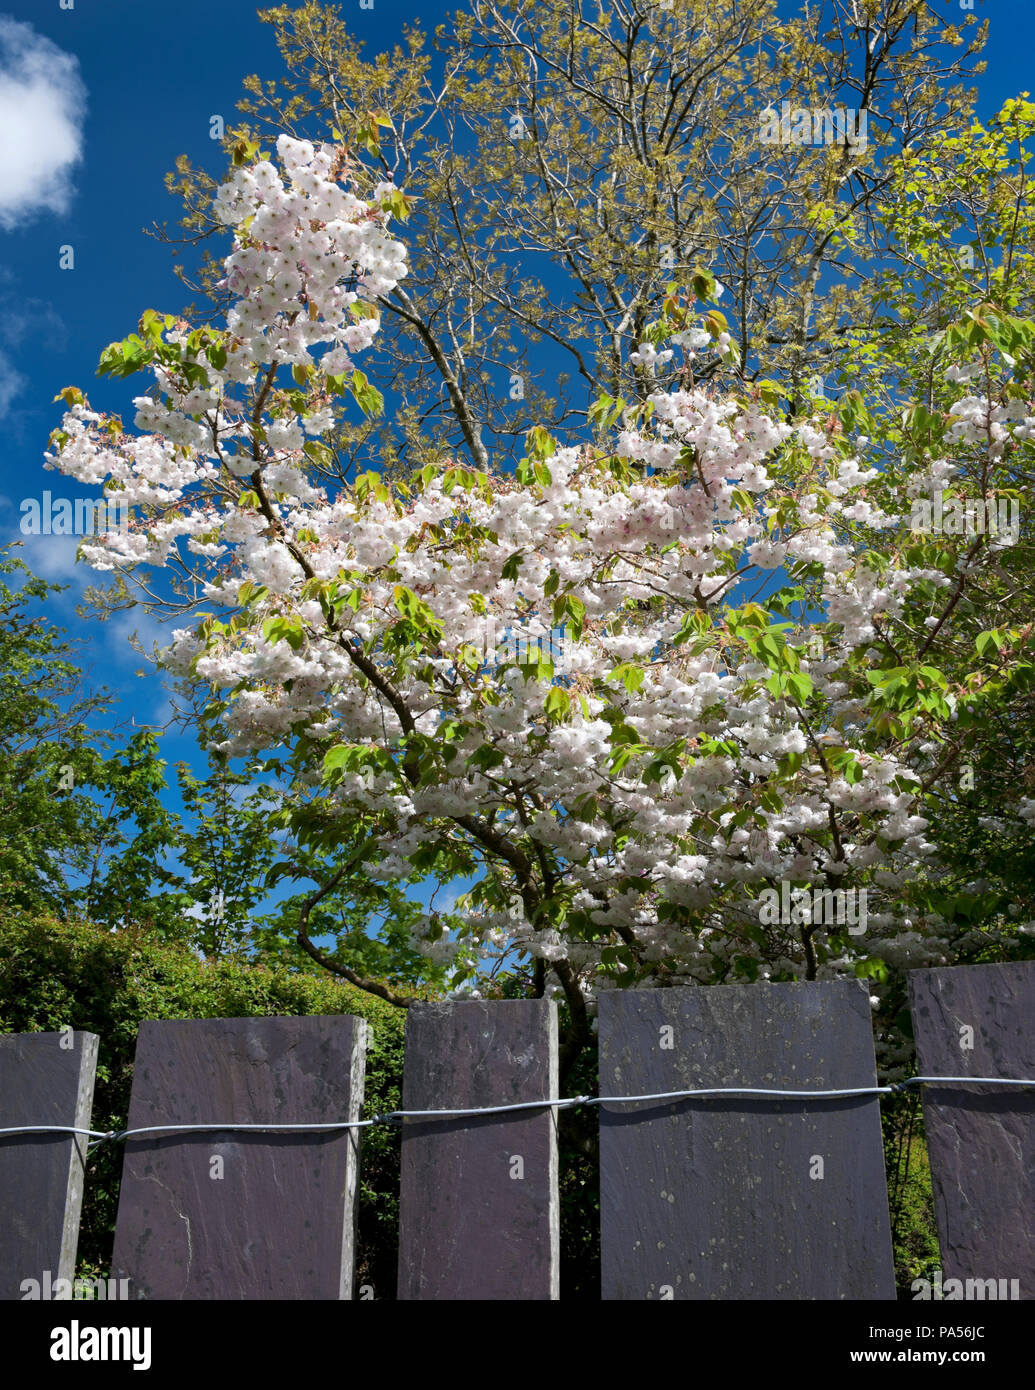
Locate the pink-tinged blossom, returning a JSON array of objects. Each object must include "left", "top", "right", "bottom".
[{"left": 42, "top": 133, "right": 1035, "bottom": 1021}]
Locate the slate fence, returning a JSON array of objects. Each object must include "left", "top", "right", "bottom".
[{"left": 1, "top": 962, "right": 1032, "bottom": 1301}]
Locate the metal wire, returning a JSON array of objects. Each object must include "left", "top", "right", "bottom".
[{"left": 1, "top": 1073, "right": 1030, "bottom": 1148}]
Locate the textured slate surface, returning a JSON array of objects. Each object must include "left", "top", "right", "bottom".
[
  {"left": 111, "top": 1015, "right": 365, "bottom": 1300},
  {"left": 397, "top": 999, "right": 559, "bottom": 1300},
  {"left": 909, "top": 962, "right": 1035, "bottom": 1297},
  {"left": 598, "top": 981, "right": 895, "bottom": 1299},
  {"left": 0, "top": 1030, "right": 98, "bottom": 1300}
]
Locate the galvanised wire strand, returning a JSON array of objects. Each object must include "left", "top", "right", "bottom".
[{"left": 0, "top": 1075, "right": 1031, "bottom": 1149}]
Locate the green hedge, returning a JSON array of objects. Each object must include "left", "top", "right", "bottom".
[{"left": 0, "top": 913, "right": 406, "bottom": 1294}]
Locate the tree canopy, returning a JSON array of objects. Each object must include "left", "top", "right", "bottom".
[{"left": 43, "top": 29, "right": 1035, "bottom": 1073}]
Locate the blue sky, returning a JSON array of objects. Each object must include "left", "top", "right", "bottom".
[
  {"left": 0, "top": 0, "right": 452, "bottom": 755},
  {"left": 0, "top": 0, "right": 1030, "bottom": 926},
  {"left": 0, "top": 0, "right": 466, "bottom": 927}
]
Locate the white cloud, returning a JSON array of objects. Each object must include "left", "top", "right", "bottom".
[
  {"left": 0, "top": 347, "right": 25, "bottom": 416},
  {"left": 0, "top": 17, "right": 86, "bottom": 230},
  {"left": 10, "top": 530, "right": 83, "bottom": 581},
  {"left": 0, "top": 265, "right": 65, "bottom": 418},
  {"left": 106, "top": 607, "right": 182, "bottom": 667},
  {"left": 147, "top": 691, "right": 184, "bottom": 726}
]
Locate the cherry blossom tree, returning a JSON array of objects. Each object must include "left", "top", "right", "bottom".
[{"left": 46, "top": 133, "right": 1035, "bottom": 1075}]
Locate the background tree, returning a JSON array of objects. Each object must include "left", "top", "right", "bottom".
[
  {"left": 158, "top": 0, "right": 987, "bottom": 487},
  {"left": 832, "top": 98, "right": 1035, "bottom": 990},
  {"left": 0, "top": 542, "right": 458, "bottom": 990},
  {"left": 45, "top": 122, "right": 1035, "bottom": 1083},
  {"left": 0, "top": 546, "right": 182, "bottom": 924}
]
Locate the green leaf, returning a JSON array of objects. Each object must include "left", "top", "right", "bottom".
[
  {"left": 350, "top": 369, "right": 384, "bottom": 418},
  {"left": 563, "top": 593, "right": 586, "bottom": 640},
  {"left": 262, "top": 616, "right": 305, "bottom": 651},
  {"left": 525, "top": 425, "right": 556, "bottom": 460},
  {"left": 545, "top": 687, "right": 570, "bottom": 721},
  {"left": 322, "top": 745, "right": 355, "bottom": 773},
  {"left": 608, "top": 662, "right": 645, "bottom": 695},
  {"left": 854, "top": 957, "right": 889, "bottom": 983},
  {"left": 501, "top": 552, "right": 524, "bottom": 582}
]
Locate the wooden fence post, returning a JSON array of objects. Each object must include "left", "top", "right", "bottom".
[
  {"left": 397, "top": 998, "right": 559, "bottom": 1300},
  {"left": 908, "top": 960, "right": 1035, "bottom": 1299},
  {"left": 0, "top": 1030, "right": 98, "bottom": 1300},
  {"left": 598, "top": 980, "right": 896, "bottom": 1299},
  {"left": 111, "top": 1015, "right": 366, "bottom": 1299}
]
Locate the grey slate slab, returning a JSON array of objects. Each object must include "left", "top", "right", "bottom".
[
  {"left": 397, "top": 998, "right": 559, "bottom": 1300},
  {"left": 0, "top": 1030, "right": 98, "bottom": 1299},
  {"left": 111, "top": 1015, "right": 365, "bottom": 1299},
  {"left": 909, "top": 961, "right": 1035, "bottom": 1298},
  {"left": 598, "top": 980, "right": 896, "bottom": 1299}
]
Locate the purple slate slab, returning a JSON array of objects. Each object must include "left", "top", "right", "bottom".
[
  {"left": 397, "top": 999, "right": 559, "bottom": 1300},
  {"left": 0, "top": 1030, "right": 98, "bottom": 1300},
  {"left": 908, "top": 961, "right": 1035, "bottom": 1298},
  {"left": 111, "top": 1015, "right": 365, "bottom": 1299},
  {"left": 598, "top": 980, "right": 896, "bottom": 1300}
]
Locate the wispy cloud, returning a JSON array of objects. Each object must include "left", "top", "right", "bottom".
[
  {"left": 0, "top": 17, "right": 86, "bottom": 230},
  {"left": 106, "top": 607, "right": 179, "bottom": 664},
  {"left": 0, "top": 347, "right": 25, "bottom": 416},
  {"left": 9, "top": 531, "right": 83, "bottom": 582},
  {"left": 0, "top": 265, "right": 67, "bottom": 420}
]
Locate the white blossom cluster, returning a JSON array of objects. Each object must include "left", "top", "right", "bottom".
[{"left": 43, "top": 135, "right": 1035, "bottom": 1005}]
